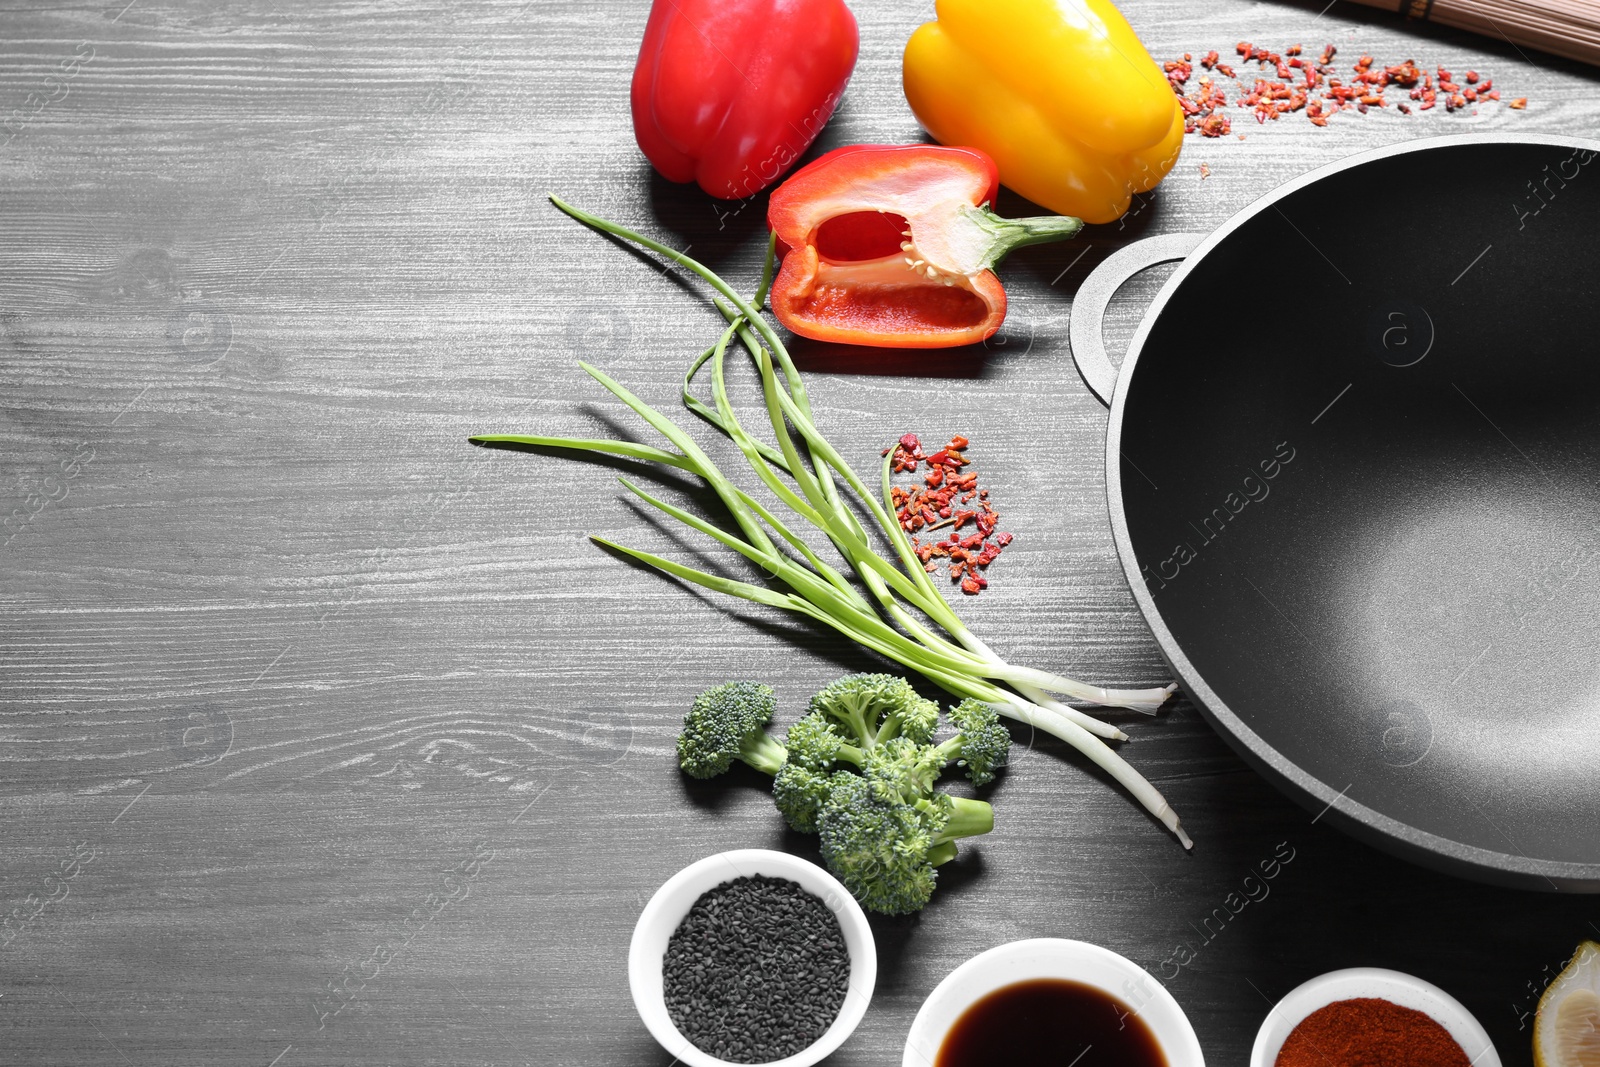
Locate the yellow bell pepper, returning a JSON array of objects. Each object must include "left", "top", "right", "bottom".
[{"left": 903, "top": 0, "right": 1185, "bottom": 225}]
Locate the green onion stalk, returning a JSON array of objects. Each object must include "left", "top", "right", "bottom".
[{"left": 472, "top": 197, "right": 1189, "bottom": 848}]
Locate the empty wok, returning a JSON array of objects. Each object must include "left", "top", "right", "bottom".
[{"left": 1067, "top": 134, "right": 1600, "bottom": 890}]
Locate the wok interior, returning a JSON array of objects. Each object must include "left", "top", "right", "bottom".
[{"left": 1119, "top": 141, "right": 1600, "bottom": 869}]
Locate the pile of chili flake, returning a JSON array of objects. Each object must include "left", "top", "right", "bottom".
[
  {"left": 1167, "top": 42, "right": 1528, "bottom": 137},
  {"left": 885, "top": 434, "right": 1012, "bottom": 596}
]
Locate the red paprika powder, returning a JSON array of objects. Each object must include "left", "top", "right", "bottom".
[{"left": 1276, "top": 998, "right": 1471, "bottom": 1067}]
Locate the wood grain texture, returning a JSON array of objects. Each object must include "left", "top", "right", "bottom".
[{"left": 2, "top": 1, "right": 1598, "bottom": 1064}]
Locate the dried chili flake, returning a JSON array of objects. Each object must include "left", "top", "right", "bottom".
[
  {"left": 1168, "top": 42, "right": 1524, "bottom": 133},
  {"left": 1385, "top": 59, "right": 1421, "bottom": 87},
  {"left": 888, "top": 434, "right": 1013, "bottom": 596}
]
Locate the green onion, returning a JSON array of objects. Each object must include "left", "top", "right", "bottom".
[{"left": 471, "top": 196, "right": 1189, "bottom": 848}]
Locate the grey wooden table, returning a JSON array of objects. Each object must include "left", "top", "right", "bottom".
[{"left": 3, "top": 1, "right": 1597, "bottom": 1064}]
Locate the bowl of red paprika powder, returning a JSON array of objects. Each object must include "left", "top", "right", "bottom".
[{"left": 1250, "top": 968, "right": 1500, "bottom": 1067}]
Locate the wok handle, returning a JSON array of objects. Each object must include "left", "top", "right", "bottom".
[{"left": 1068, "top": 232, "right": 1206, "bottom": 407}]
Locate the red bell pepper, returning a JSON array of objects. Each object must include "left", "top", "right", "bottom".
[
  {"left": 630, "top": 0, "right": 859, "bottom": 201},
  {"left": 766, "top": 145, "right": 1083, "bottom": 349}
]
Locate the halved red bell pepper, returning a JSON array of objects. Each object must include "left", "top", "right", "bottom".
[
  {"left": 631, "top": 0, "right": 859, "bottom": 201},
  {"left": 766, "top": 144, "right": 1081, "bottom": 349}
]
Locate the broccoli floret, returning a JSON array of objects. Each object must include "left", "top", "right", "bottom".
[
  {"left": 679, "top": 676, "right": 1007, "bottom": 916},
  {"left": 783, "top": 712, "right": 864, "bottom": 772},
  {"left": 938, "top": 698, "right": 1012, "bottom": 786},
  {"left": 880, "top": 692, "right": 939, "bottom": 746},
  {"left": 677, "top": 682, "right": 788, "bottom": 779},
  {"left": 861, "top": 700, "right": 1010, "bottom": 800},
  {"left": 862, "top": 736, "right": 948, "bottom": 805},
  {"left": 817, "top": 773, "right": 936, "bottom": 914},
  {"left": 771, "top": 763, "right": 836, "bottom": 833},
  {"left": 808, "top": 673, "right": 938, "bottom": 748},
  {"left": 817, "top": 773, "right": 994, "bottom": 915}
]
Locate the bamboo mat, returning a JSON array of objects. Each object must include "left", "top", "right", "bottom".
[{"left": 1345, "top": 0, "right": 1600, "bottom": 66}]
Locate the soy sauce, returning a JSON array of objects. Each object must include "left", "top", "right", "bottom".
[{"left": 935, "top": 978, "right": 1168, "bottom": 1067}]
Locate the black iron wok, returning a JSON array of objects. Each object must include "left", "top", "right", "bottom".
[{"left": 1068, "top": 134, "right": 1600, "bottom": 891}]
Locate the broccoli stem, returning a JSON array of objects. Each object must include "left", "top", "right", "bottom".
[
  {"left": 874, "top": 708, "right": 920, "bottom": 746},
  {"left": 927, "top": 841, "right": 959, "bottom": 867},
  {"left": 910, "top": 795, "right": 994, "bottom": 845},
  {"left": 930, "top": 735, "right": 965, "bottom": 767},
  {"left": 873, "top": 712, "right": 905, "bottom": 745},
  {"left": 741, "top": 731, "right": 789, "bottom": 776},
  {"left": 938, "top": 796, "right": 994, "bottom": 842},
  {"left": 832, "top": 705, "right": 876, "bottom": 749}
]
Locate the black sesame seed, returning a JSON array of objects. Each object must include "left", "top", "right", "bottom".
[{"left": 662, "top": 874, "right": 851, "bottom": 1064}]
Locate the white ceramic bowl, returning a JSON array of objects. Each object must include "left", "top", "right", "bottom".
[
  {"left": 1249, "top": 967, "right": 1501, "bottom": 1067},
  {"left": 902, "top": 938, "right": 1206, "bottom": 1067},
  {"left": 628, "top": 848, "right": 877, "bottom": 1067}
]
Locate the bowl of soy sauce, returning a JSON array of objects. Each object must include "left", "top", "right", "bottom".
[{"left": 902, "top": 938, "right": 1205, "bottom": 1067}]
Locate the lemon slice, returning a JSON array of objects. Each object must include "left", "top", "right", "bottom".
[{"left": 1535, "top": 940, "right": 1600, "bottom": 1067}]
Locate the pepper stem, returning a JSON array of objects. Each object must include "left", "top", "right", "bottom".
[{"left": 962, "top": 204, "right": 1083, "bottom": 271}]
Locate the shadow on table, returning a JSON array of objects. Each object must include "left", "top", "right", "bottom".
[
  {"left": 786, "top": 336, "right": 995, "bottom": 381},
  {"left": 643, "top": 169, "right": 769, "bottom": 274}
]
